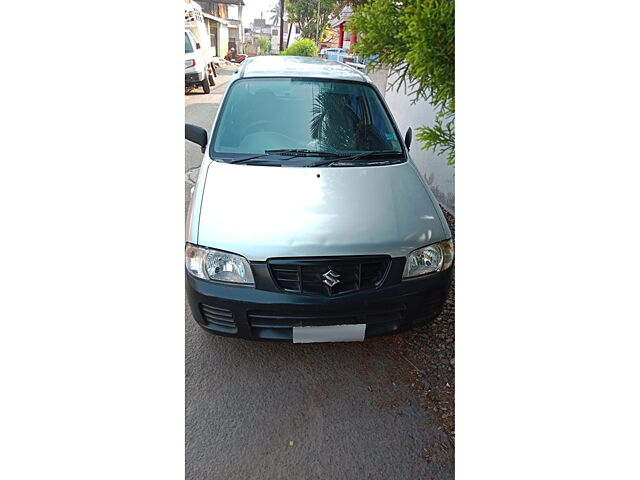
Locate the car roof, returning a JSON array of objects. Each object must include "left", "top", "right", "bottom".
[{"left": 238, "top": 55, "right": 370, "bottom": 83}]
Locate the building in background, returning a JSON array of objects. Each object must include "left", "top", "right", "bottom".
[
  {"left": 226, "top": 2, "right": 244, "bottom": 53},
  {"left": 195, "top": 0, "right": 245, "bottom": 55},
  {"left": 282, "top": 21, "right": 301, "bottom": 49},
  {"left": 327, "top": 7, "right": 355, "bottom": 51},
  {"left": 244, "top": 15, "right": 300, "bottom": 55}
]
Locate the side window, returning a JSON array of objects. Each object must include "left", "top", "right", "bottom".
[{"left": 185, "top": 32, "right": 194, "bottom": 53}]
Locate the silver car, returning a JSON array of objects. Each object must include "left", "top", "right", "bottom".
[{"left": 185, "top": 56, "right": 453, "bottom": 343}]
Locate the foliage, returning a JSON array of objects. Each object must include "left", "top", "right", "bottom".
[
  {"left": 349, "top": 0, "right": 455, "bottom": 164},
  {"left": 310, "top": 90, "right": 389, "bottom": 152},
  {"left": 255, "top": 36, "right": 272, "bottom": 55},
  {"left": 310, "top": 91, "right": 355, "bottom": 151},
  {"left": 281, "top": 38, "right": 318, "bottom": 56},
  {"left": 270, "top": 2, "right": 281, "bottom": 27},
  {"left": 286, "top": 0, "right": 343, "bottom": 43},
  {"left": 417, "top": 111, "right": 455, "bottom": 165},
  {"left": 341, "top": 0, "right": 369, "bottom": 6}
]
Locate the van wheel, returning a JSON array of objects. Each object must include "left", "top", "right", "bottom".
[
  {"left": 201, "top": 78, "right": 210, "bottom": 94},
  {"left": 207, "top": 63, "right": 216, "bottom": 86}
]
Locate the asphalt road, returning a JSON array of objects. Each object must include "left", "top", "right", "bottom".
[{"left": 185, "top": 65, "right": 454, "bottom": 480}]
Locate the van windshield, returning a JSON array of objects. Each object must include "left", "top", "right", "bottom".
[{"left": 211, "top": 78, "right": 404, "bottom": 162}]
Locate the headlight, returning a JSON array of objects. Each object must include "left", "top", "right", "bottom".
[
  {"left": 185, "top": 59, "right": 195, "bottom": 68},
  {"left": 185, "top": 244, "right": 254, "bottom": 285},
  {"left": 403, "top": 239, "right": 454, "bottom": 279}
]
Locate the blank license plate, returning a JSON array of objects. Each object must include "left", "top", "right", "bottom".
[{"left": 292, "top": 324, "right": 366, "bottom": 343}]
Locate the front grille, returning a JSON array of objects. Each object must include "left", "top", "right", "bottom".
[
  {"left": 268, "top": 256, "right": 390, "bottom": 296},
  {"left": 199, "top": 304, "right": 237, "bottom": 334},
  {"left": 247, "top": 304, "right": 406, "bottom": 339}
]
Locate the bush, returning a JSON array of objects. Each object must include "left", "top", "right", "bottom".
[
  {"left": 282, "top": 38, "right": 318, "bottom": 57},
  {"left": 255, "top": 36, "right": 272, "bottom": 55}
]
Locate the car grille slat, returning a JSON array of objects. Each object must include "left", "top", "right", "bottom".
[
  {"left": 270, "top": 265, "right": 302, "bottom": 293},
  {"left": 268, "top": 256, "right": 390, "bottom": 296}
]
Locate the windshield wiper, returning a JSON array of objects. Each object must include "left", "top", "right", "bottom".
[
  {"left": 227, "top": 153, "right": 279, "bottom": 164},
  {"left": 225, "top": 150, "right": 402, "bottom": 166},
  {"left": 310, "top": 151, "right": 404, "bottom": 167},
  {"left": 227, "top": 149, "right": 344, "bottom": 164},
  {"left": 264, "top": 149, "right": 347, "bottom": 158}
]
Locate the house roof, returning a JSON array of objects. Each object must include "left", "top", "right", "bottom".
[
  {"left": 239, "top": 56, "right": 370, "bottom": 83},
  {"left": 330, "top": 6, "right": 353, "bottom": 27}
]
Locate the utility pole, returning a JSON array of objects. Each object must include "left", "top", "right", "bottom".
[
  {"left": 279, "top": 0, "right": 285, "bottom": 51},
  {"left": 316, "top": 0, "right": 320, "bottom": 46}
]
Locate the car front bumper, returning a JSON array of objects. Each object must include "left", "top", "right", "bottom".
[{"left": 186, "top": 265, "right": 452, "bottom": 341}]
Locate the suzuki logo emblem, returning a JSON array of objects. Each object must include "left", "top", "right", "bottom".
[{"left": 322, "top": 269, "right": 341, "bottom": 287}]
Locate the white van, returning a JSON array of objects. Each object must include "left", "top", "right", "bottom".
[
  {"left": 185, "top": 0, "right": 216, "bottom": 93},
  {"left": 185, "top": 56, "right": 453, "bottom": 343}
]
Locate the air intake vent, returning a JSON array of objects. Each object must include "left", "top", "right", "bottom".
[{"left": 199, "top": 304, "right": 237, "bottom": 334}]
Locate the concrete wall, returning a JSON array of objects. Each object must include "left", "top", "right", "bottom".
[
  {"left": 218, "top": 24, "right": 229, "bottom": 58},
  {"left": 368, "top": 68, "right": 455, "bottom": 213},
  {"left": 270, "top": 34, "right": 279, "bottom": 52}
]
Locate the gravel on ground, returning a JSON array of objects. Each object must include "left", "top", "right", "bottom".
[{"left": 390, "top": 207, "right": 455, "bottom": 446}]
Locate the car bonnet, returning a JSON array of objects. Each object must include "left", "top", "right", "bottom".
[{"left": 192, "top": 160, "right": 448, "bottom": 261}]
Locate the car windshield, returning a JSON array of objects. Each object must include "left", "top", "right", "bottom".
[
  {"left": 211, "top": 78, "right": 404, "bottom": 162},
  {"left": 185, "top": 32, "right": 194, "bottom": 54}
]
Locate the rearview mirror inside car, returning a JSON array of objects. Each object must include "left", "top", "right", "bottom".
[{"left": 185, "top": 124, "right": 208, "bottom": 153}]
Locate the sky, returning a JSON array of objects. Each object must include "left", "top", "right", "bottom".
[{"left": 242, "top": 0, "right": 279, "bottom": 26}]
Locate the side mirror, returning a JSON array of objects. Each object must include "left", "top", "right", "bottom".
[
  {"left": 185, "top": 124, "right": 208, "bottom": 154},
  {"left": 195, "top": 42, "right": 201, "bottom": 49},
  {"left": 404, "top": 127, "right": 412, "bottom": 151}
]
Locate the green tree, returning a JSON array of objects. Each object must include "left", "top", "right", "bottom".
[
  {"left": 281, "top": 38, "right": 318, "bottom": 56},
  {"left": 349, "top": 0, "right": 455, "bottom": 165},
  {"left": 255, "top": 35, "right": 272, "bottom": 55},
  {"left": 286, "top": 0, "right": 343, "bottom": 44},
  {"left": 269, "top": 2, "right": 281, "bottom": 27}
]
